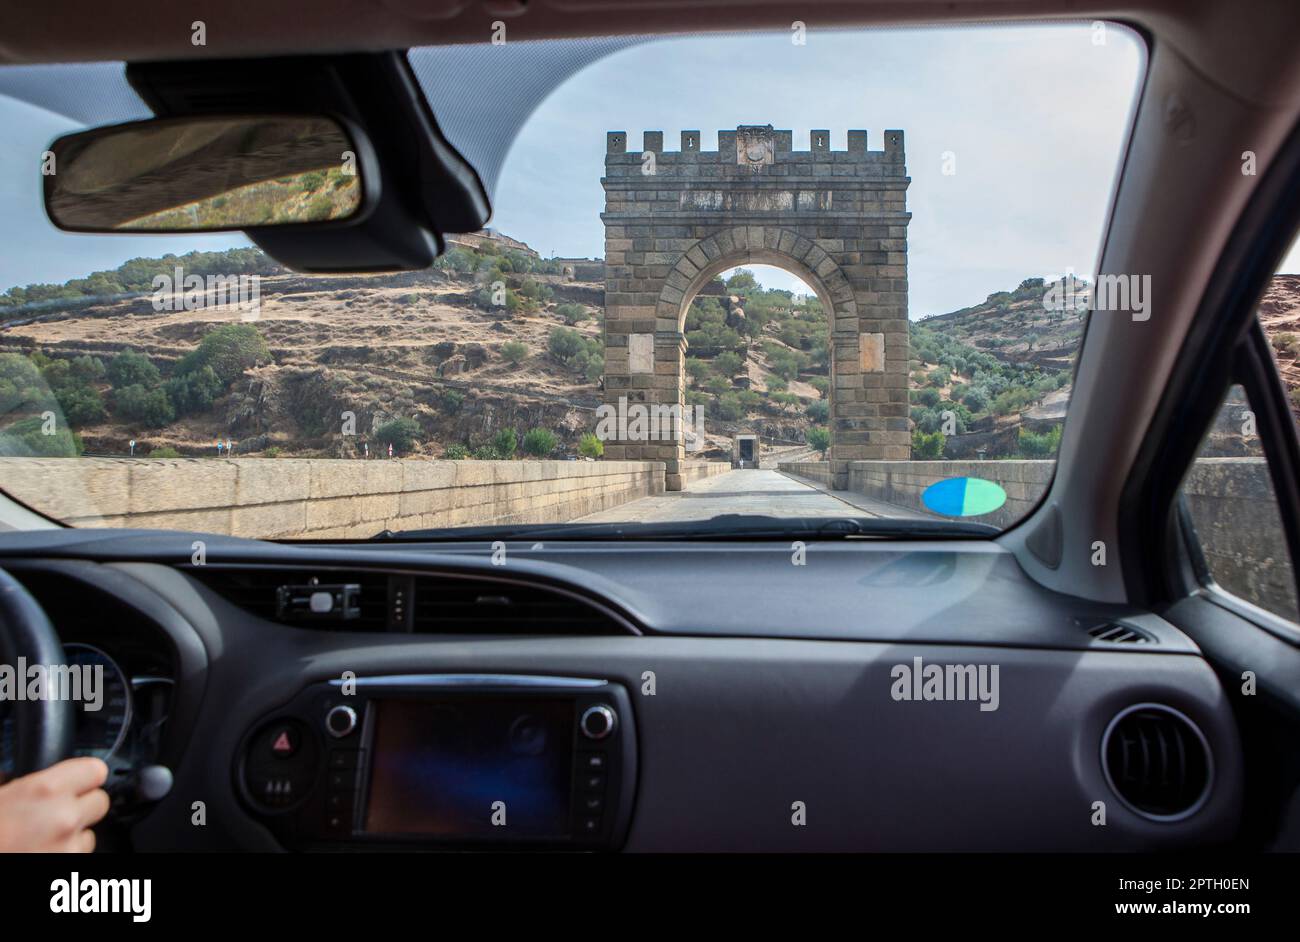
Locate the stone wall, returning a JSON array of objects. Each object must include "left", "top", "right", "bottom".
[
  {"left": 1, "top": 458, "right": 682, "bottom": 539},
  {"left": 678, "top": 457, "right": 734, "bottom": 487},
  {"left": 778, "top": 457, "right": 1297, "bottom": 618}
]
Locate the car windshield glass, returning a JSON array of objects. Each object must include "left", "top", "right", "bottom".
[{"left": 0, "top": 24, "right": 1145, "bottom": 539}]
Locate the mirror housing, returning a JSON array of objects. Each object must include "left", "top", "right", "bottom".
[{"left": 44, "top": 114, "right": 377, "bottom": 233}]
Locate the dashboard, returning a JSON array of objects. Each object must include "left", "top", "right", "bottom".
[{"left": 0, "top": 528, "right": 1244, "bottom": 852}]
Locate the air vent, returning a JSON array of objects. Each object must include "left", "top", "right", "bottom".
[
  {"left": 1102, "top": 705, "right": 1212, "bottom": 820},
  {"left": 186, "top": 567, "right": 634, "bottom": 636},
  {"left": 1088, "top": 621, "right": 1156, "bottom": 644},
  {"left": 410, "top": 575, "right": 630, "bottom": 635}
]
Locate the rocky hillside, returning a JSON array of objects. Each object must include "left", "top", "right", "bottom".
[{"left": 2, "top": 243, "right": 1297, "bottom": 462}]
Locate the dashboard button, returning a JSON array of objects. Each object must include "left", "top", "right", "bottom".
[
  {"left": 328, "top": 749, "right": 360, "bottom": 770},
  {"left": 581, "top": 752, "right": 607, "bottom": 770},
  {"left": 269, "top": 726, "right": 299, "bottom": 758},
  {"left": 579, "top": 705, "right": 617, "bottom": 741},
  {"left": 325, "top": 705, "right": 358, "bottom": 738}
]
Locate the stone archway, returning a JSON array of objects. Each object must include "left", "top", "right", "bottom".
[{"left": 600, "top": 125, "right": 911, "bottom": 489}]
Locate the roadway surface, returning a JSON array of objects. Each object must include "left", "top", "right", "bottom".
[{"left": 575, "top": 468, "right": 925, "bottom": 523}]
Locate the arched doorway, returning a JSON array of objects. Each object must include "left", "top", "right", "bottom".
[{"left": 601, "top": 125, "right": 911, "bottom": 489}]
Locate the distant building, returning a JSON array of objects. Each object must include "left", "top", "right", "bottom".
[
  {"left": 446, "top": 228, "right": 540, "bottom": 257},
  {"left": 552, "top": 258, "right": 606, "bottom": 282}
]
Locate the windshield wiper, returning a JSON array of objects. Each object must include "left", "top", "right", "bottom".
[{"left": 371, "top": 514, "right": 998, "bottom": 542}]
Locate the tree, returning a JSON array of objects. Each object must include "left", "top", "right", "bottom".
[
  {"left": 374, "top": 417, "right": 421, "bottom": 452},
  {"left": 807, "top": 426, "right": 831, "bottom": 455},
  {"left": 177, "top": 323, "right": 270, "bottom": 383},
  {"left": 578, "top": 433, "right": 604, "bottom": 459},
  {"left": 725, "top": 269, "right": 760, "bottom": 293},
  {"left": 522, "top": 428, "right": 558, "bottom": 457},
  {"left": 165, "top": 365, "right": 223, "bottom": 416},
  {"left": 713, "top": 351, "right": 743, "bottom": 377},
  {"left": 806, "top": 399, "right": 829, "bottom": 423},
  {"left": 113, "top": 384, "right": 174, "bottom": 427},
  {"left": 107, "top": 350, "right": 161, "bottom": 390}
]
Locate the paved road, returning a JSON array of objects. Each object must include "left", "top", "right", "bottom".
[{"left": 575, "top": 468, "right": 923, "bottom": 523}]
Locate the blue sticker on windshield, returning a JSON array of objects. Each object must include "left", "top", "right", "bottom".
[{"left": 921, "top": 477, "right": 1007, "bottom": 517}]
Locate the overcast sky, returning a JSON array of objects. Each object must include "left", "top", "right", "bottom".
[{"left": 1, "top": 23, "right": 1297, "bottom": 317}]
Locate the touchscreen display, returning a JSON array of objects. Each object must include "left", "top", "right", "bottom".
[{"left": 363, "top": 697, "right": 574, "bottom": 837}]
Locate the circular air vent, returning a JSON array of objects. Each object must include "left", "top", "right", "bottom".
[{"left": 1101, "top": 704, "right": 1212, "bottom": 821}]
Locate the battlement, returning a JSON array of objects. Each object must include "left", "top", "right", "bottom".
[{"left": 606, "top": 125, "right": 904, "bottom": 162}]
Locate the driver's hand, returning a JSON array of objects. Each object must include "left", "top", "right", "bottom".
[{"left": 0, "top": 757, "right": 109, "bottom": 853}]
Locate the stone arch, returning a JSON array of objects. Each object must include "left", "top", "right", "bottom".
[
  {"left": 658, "top": 226, "right": 858, "bottom": 331},
  {"left": 601, "top": 125, "right": 912, "bottom": 489}
]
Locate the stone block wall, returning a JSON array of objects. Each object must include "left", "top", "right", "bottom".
[{"left": 0, "top": 458, "right": 683, "bottom": 539}]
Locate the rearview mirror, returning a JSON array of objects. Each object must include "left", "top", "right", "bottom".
[{"left": 44, "top": 114, "right": 369, "bottom": 232}]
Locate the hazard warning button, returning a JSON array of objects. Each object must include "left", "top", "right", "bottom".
[{"left": 269, "top": 725, "right": 299, "bottom": 758}]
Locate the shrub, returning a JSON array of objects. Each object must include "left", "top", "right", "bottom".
[
  {"left": 443, "top": 443, "right": 469, "bottom": 459},
  {"left": 0, "top": 416, "right": 80, "bottom": 457},
  {"left": 501, "top": 341, "right": 528, "bottom": 365},
  {"left": 806, "top": 399, "right": 829, "bottom": 423},
  {"left": 439, "top": 389, "right": 465, "bottom": 413},
  {"left": 1018, "top": 425, "right": 1062, "bottom": 458},
  {"left": 374, "top": 417, "right": 421, "bottom": 452},
  {"left": 911, "top": 388, "right": 941, "bottom": 408},
  {"left": 113, "top": 384, "right": 174, "bottom": 427},
  {"left": 807, "top": 426, "right": 831, "bottom": 454},
  {"left": 555, "top": 303, "right": 588, "bottom": 325},
  {"left": 685, "top": 358, "right": 710, "bottom": 386},
  {"left": 912, "top": 429, "right": 946, "bottom": 459},
  {"left": 54, "top": 386, "right": 106, "bottom": 427},
  {"left": 547, "top": 326, "right": 586, "bottom": 361},
  {"left": 492, "top": 427, "right": 517, "bottom": 458},
  {"left": 165, "top": 365, "right": 223, "bottom": 416},
  {"left": 107, "top": 350, "right": 161, "bottom": 390},
  {"left": 522, "top": 428, "right": 558, "bottom": 457},
  {"left": 715, "top": 392, "right": 743, "bottom": 421},
  {"left": 991, "top": 387, "right": 1038, "bottom": 416},
  {"left": 578, "top": 433, "right": 604, "bottom": 459},
  {"left": 149, "top": 446, "right": 182, "bottom": 458},
  {"left": 177, "top": 323, "right": 270, "bottom": 383},
  {"left": 713, "top": 351, "right": 743, "bottom": 377}
]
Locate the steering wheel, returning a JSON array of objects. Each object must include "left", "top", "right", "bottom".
[{"left": 0, "top": 568, "right": 72, "bottom": 777}]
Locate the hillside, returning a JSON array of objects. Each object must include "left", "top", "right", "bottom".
[{"left": 2, "top": 245, "right": 1297, "bottom": 462}]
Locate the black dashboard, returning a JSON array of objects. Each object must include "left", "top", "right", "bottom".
[{"left": 0, "top": 528, "right": 1243, "bottom": 851}]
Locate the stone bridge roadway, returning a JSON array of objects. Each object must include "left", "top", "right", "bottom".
[{"left": 575, "top": 468, "right": 922, "bottom": 523}]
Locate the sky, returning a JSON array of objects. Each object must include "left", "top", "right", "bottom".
[{"left": 1, "top": 23, "right": 1298, "bottom": 317}]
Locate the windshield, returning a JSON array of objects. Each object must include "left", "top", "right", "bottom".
[{"left": 0, "top": 24, "right": 1145, "bottom": 538}]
